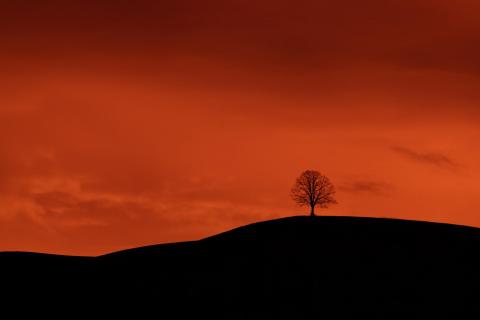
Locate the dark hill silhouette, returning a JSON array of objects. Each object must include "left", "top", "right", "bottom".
[{"left": 2, "top": 216, "right": 480, "bottom": 318}]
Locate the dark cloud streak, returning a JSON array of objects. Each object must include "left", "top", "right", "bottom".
[
  {"left": 392, "top": 146, "right": 458, "bottom": 169},
  {"left": 339, "top": 180, "right": 390, "bottom": 195}
]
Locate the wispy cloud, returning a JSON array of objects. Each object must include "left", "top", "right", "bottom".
[
  {"left": 339, "top": 180, "right": 390, "bottom": 195},
  {"left": 392, "top": 146, "right": 458, "bottom": 169},
  {"left": 31, "top": 190, "right": 156, "bottom": 227}
]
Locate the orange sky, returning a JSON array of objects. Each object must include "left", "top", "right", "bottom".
[{"left": 1, "top": 0, "right": 480, "bottom": 255}]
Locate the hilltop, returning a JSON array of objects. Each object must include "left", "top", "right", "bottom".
[{"left": 2, "top": 216, "right": 480, "bottom": 318}]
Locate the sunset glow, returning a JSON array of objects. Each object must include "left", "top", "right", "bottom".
[{"left": 1, "top": 1, "right": 480, "bottom": 255}]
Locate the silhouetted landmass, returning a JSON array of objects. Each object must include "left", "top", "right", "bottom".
[{"left": 2, "top": 216, "right": 480, "bottom": 318}]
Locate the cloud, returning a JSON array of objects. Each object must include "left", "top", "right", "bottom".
[
  {"left": 339, "top": 180, "right": 390, "bottom": 195},
  {"left": 31, "top": 191, "right": 156, "bottom": 227},
  {"left": 2, "top": 0, "right": 480, "bottom": 78},
  {"left": 392, "top": 146, "right": 458, "bottom": 169}
]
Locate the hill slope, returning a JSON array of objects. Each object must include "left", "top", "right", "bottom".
[{"left": 2, "top": 216, "right": 480, "bottom": 318}]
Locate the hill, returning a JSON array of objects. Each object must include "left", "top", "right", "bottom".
[{"left": 2, "top": 216, "right": 480, "bottom": 318}]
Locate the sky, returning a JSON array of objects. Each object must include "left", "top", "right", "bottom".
[{"left": 1, "top": 0, "right": 480, "bottom": 255}]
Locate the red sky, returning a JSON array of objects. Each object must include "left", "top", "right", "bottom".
[{"left": 1, "top": 0, "right": 480, "bottom": 255}]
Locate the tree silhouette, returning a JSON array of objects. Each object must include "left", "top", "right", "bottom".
[{"left": 291, "top": 170, "right": 337, "bottom": 216}]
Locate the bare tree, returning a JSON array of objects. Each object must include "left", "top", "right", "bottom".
[{"left": 291, "top": 170, "right": 337, "bottom": 216}]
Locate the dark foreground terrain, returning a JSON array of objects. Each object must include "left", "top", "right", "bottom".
[{"left": 2, "top": 216, "right": 480, "bottom": 318}]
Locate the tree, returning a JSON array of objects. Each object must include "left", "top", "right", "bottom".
[{"left": 291, "top": 170, "right": 337, "bottom": 216}]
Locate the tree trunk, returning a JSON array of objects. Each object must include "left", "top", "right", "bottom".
[{"left": 310, "top": 205, "right": 315, "bottom": 217}]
